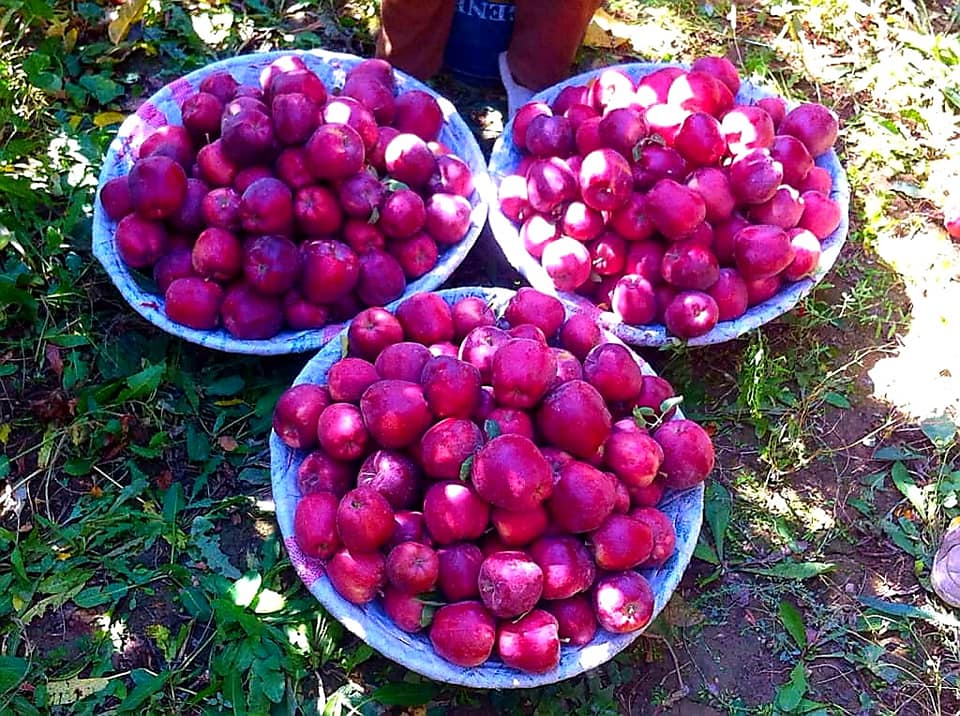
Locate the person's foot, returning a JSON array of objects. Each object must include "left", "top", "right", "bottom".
[{"left": 499, "top": 52, "right": 535, "bottom": 119}]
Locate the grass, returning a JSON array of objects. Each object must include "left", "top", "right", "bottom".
[{"left": 1, "top": 0, "right": 959, "bottom": 714}]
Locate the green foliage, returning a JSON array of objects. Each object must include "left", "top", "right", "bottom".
[{"left": 1, "top": 1, "right": 959, "bottom": 714}]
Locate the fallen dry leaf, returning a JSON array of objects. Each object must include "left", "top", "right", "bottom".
[
  {"left": 45, "top": 344, "right": 63, "bottom": 381},
  {"left": 154, "top": 469, "right": 173, "bottom": 490},
  {"left": 583, "top": 8, "right": 645, "bottom": 52}
]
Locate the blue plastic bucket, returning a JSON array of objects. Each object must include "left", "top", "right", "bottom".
[{"left": 443, "top": 0, "right": 516, "bottom": 86}]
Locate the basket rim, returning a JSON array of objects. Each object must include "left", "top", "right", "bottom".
[
  {"left": 486, "top": 61, "right": 850, "bottom": 347},
  {"left": 92, "top": 48, "right": 492, "bottom": 355},
  {"left": 269, "top": 286, "right": 706, "bottom": 688}
]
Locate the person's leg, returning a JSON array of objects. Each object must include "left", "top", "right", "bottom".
[
  {"left": 507, "top": 0, "right": 603, "bottom": 91},
  {"left": 375, "top": 0, "right": 456, "bottom": 81}
]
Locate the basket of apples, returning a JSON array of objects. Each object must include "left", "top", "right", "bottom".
[
  {"left": 92, "top": 50, "right": 489, "bottom": 354},
  {"left": 487, "top": 58, "right": 850, "bottom": 346},
  {"left": 270, "top": 286, "right": 711, "bottom": 687}
]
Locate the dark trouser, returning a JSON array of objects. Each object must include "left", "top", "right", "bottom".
[{"left": 375, "top": 0, "right": 603, "bottom": 91}]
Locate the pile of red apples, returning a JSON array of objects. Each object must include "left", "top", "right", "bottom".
[
  {"left": 99, "top": 56, "right": 475, "bottom": 340},
  {"left": 497, "top": 57, "right": 843, "bottom": 339},
  {"left": 274, "top": 288, "right": 715, "bottom": 673}
]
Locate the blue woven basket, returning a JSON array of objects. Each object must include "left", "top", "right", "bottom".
[
  {"left": 92, "top": 49, "right": 491, "bottom": 355},
  {"left": 486, "top": 62, "right": 850, "bottom": 347},
  {"left": 269, "top": 286, "right": 705, "bottom": 688}
]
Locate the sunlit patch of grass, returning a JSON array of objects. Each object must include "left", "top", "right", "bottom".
[
  {"left": 587, "top": 4, "right": 706, "bottom": 62},
  {"left": 725, "top": 464, "right": 841, "bottom": 556}
]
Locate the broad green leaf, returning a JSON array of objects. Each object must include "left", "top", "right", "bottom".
[
  {"left": 693, "top": 538, "right": 720, "bottom": 565},
  {"left": 73, "top": 583, "right": 128, "bottom": 608},
  {"left": 371, "top": 682, "right": 438, "bottom": 706},
  {"left": 190, "top": 516, "right": 241, "bottom": 579},
  {"left": 0, "top": 278, "right": 38, "bottom": 317},
  {"left": 180, "top": 587, "right": 211, "bottom": 620},
  {"left": 775, "top": 661, "right": 808, "bottom": 712},
  {"left": 45, "top": 333, "right": 90, "bottom": 348},
  {"left": 162, "top": 482, "right": 185, "bottom": 524},
  {"left": 118, "top": 670, "right": 171, "bottom": 711},
  {"left": 119, "top": 361, "right": 166, "bottom": 401},
  {"left": 63, "top": 458, "right": 93, "bottom": 476},
  {"left": 205, "top": 375, "right": 246, "bottom": 397},
  {"left": 779, "top": 600, "right": 807, "bottom": 650},
  {"left": 341, "top": 643, "right": 374, "bottom": 671},
  {"left": 742, "top": 561, "right": 835, "bottom": 580},
  {"left": 252, "top": 659, "right": 285, "bottom": 703},
  {"left": 0, "top": 176, "right": 37, "bottom": 204},
  {"left": 848, "top": 497, "right": 873, "bottom": 516},
  {"left": 858, "top": 596, "right": 960, "bottom": 629},
  {"left": 872, "top": 445, "right": 924, "bottom": 461},
  {"left": 5, "top": 695, "right": 40, "bottom": 716},
  {"left": 115, "top": 464, "right": 150, "bottom": 509},
  {"left": 795, "top": 699, "right": 831, "bottom": 715},
  {"left": 77, "top": 74, "right": 123, "bottom": 105},
  {"left": 186, "top": 423, "right": 210, "bottom": 462},
  {"left": 882, "top": 518, "right": 924, "bottom": 558},
  {"left": 229, "top": 572, "right": 262, "bottom": 608},
  {"left": 860, "top": 468, "right": 886, "bottom": 488},
  {"left": 484, "top": 419, "right": 502, "bottom": 439},
  {"left": 773, "top": 516, "right": 801, "bottom": 552},
  {"left": 938, "top": 471, "right": 960, "bottom": 495},
  {"left": 37, "top": 568, "right": 96, "bottom": 595},
  {"left": 224, "top": 669, "right": 246, "bottom": 716},
  {"left": 47, "top": 676, "right": 111, "bottom": 705},
  {"left": 20, "top": 0, "right": 54, "bottom": 18},
  {"left": 891, "top": 461, "right": 928, "bottom": 519},
  {"left": 20, "top": 584, "right": 85, "bottom": 623},
  {"left": 0, "top": 655, "right": 28, "bottom": 694},
  {"left": 920, "top": 415, "right": 956, "bottom": 449},
  {"left": 10, "top": 546, "right": 26, "bottom": 582},
  {"left": 850, "top": 643, "right": 901, "bottom": 684},
  {"left": 823, "top": 391, "right": 850, "bottom": 408},
  {"left": 704, "top": 482, "right": 731, "bottom": 562}
]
